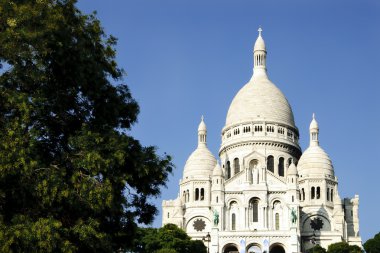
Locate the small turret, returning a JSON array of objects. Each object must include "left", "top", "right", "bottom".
[
  {"left": 287, "top": 162, "right": 299, "bottom": 204},
  {"left": 288, "top": 163, "right": 297, "bottom": 175},
  {"left": 211, "top": 162, "right": 224, "bottom": 203}
]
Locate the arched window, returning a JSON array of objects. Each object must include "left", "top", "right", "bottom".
[
  {"left": 195, "top": 188, "right": 199, "bottom": 201},
  {"left": 275, "top": 213, "right": 280, "bottom": 230},
  {"left": 186, "top": 190, "right": 189, "bottom": 202},
  {"left": 292, "top": 195, "right": 294, "bottom": 202},
  {"left": 249, "top": 159, "right": 258, "bottom": 169},
  {"left": 234, "top": 158, "right": 240, "bottom": 174},
  {"left": 167, "top": 212, "right": 170, "bottom": 218},
  {"left": 249, "top": 198, "right": 259, "bottom": 222},
  {"left": 200, "top": 188, "right": 205, "bottom": 200},
  {"left": 216, "top": 196, "right": 218, "bottom": 203},
  {"left": 311, "top": 187, "right": 315, "bottom": 199},
  {"left": 288, "top": 158, "right": 292, "bottom": 167},
  {"left": 302, "top": 188, "right": 305, "bottom": 201},
  {"left": 231, "top": 213, "right": 236, "bottom": 230},
  {"left": 267, "top": 155, "right": 274, "bottom": 173},
  {"left": 183, "top": 191, "right": 186, "bottom": 202},
  {"left": 226, "top": 161, "right": 231, "bottom": 179},
  {"left": 331, "top": 189, "right": 334, "bottom": 202},
  {"left": 327, "top": 188, "right": 330, "bottom": 201},
  {"left": 317, "top": 187, "right": 320, "bottom": 199},
  {"left": 278, "top": 157, "right": 284, "bottom": 177}
]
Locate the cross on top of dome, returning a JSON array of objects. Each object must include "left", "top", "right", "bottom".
[{"left": 258, "top": 27, "right": 263, "bottom": 36}]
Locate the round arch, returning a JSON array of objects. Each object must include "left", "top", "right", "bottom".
[
  {"left": 269, "top": 197, "right": 284, "bottom": 207},
  {"left": 248, "top": 196, "right": 261, "bottom": 204},
  {"left": 269, "top": 243, "right": 286, "bottom": 253},
  {"left": 301, "top": 212, "right": 330, "bottom": 226},
  {"left": 301, "top": 214, "right": 331, "bottom": 232},
  {"left": 247, "top": 243, "right": 262, "bottom": 253},
  {"left": 226, "top": 198, "right": 241, "bottom": 207},
  {"left": 223, "top": 243, "right": 239, "bottom": 253},
  {"left": 243, "top": 151, "right": 266, "bottom": 165}
]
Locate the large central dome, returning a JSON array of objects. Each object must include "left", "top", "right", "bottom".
[
  {"left": 226, "top": 76, "right": 295, "bottom": 127},
  {"left": 225, "top": 30, "right": 296, "bottom": 129}
]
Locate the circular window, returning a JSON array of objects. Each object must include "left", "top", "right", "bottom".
[{"left": 193, "top": 218, "right": 206, "bottom": 231}]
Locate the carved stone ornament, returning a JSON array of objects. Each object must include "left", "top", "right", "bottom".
[{"left": 193, "top": 218, "right": 206, "bottom": 232}]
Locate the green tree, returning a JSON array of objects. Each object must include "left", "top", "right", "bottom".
[
  {"left": 364, "top": 232, "right": 380, "bottom": 253},
  {"left": 155, "top": 249, "right": 177, "bottom": 253},
  {"left": 0, "top": 0, "right": 172, "bottom": 252},
  {"left": 131, "top": 224, "right": 207, "bottom": 253},
  {"left": 327, "top": 242, "right": 362, "bottom": 253},
  {"left": 307, "top": 244, "right": 327, "bottom": 253}
]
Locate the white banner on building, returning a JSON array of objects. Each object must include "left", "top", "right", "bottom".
[
  {"left": 263, "top": 238, "right": 270, "bottom": 253},
  {"left": 240, "top": 238, "right": 246, "bottom": 253}
]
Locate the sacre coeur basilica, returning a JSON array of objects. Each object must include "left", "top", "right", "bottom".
[{"left": 162, "top": 29, "right": 362, "bottom": 253}]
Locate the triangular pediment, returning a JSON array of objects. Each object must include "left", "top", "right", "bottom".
[
  {"left": 266, "top": 170, "right": 287, "bottom": 186},
  {"left": 242, "top": 150, "right": 266, "bottom": 169}
]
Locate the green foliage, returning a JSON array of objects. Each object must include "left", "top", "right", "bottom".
[
  {"left": 0, "top": 0, "right": 173, "bottom": 252},
  {"left": 307, "top": 244, "right": 327, "bottom": 253},
  {"left": 155, "top": 249, "right": 177, "bottom": 253},
  {"left": 348, "top": 245, "right": 362, "bottom": 253},
  {"left": 364, "top": 232, "right": 380, "bottom": 253},
  {"left": 131, "top": 224, "right": 207, "bottom": 253},
  {"left": 327, "top": 242, "right": 362, "bottom": 253}
]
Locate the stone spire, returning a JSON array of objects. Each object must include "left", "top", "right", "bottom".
[
  {"left": 198, "top": 115, "right": 207, "bottom": 146},
  {"left": 253, "top": 27, "right": 267, "bottom": 77},
  {"left": 309, "top": 113, "right": 319, "bottom": 147}
]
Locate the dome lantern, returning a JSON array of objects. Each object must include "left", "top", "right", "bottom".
[
  {"left": 309, "top": 113, "right": 319, "bottom": 147},
  {"left": 198, "top": 115, "right": 207, "bottom": 146},
  {"left": 253, "top": 27, "right": 267, "bottom": 77}
]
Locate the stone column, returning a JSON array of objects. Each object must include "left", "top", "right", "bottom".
[{"left": 211, "top": 227, "right": 219, "bottom": 253}]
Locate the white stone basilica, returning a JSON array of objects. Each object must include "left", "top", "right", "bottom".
[{"left": 162, "top": 29, "right": 361, "bottom": 253}]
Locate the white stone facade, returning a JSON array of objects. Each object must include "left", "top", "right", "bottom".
[{"left": 162, "top": 29, "right": 361, "bottom": 253}]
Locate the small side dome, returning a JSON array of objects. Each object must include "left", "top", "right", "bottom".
[
  {"left": 183, "top": 117, "right": 216, "bottom": 178},
  {"left": 298, "top": 113, "right": 334, "bottom": 177},
  {"left": 212, "top": 162, "right": 223, "bottom": 177},
  {"left": 287, "top": 163, "right": 298, "bottom": 176},
  {"left": 297, "top": 145, "right": 334, "bottom": 177},
  {"left": 183, "top": 147, "right": 217, "bottom": 178}
]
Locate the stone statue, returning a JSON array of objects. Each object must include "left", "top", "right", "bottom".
[
  {"left": 213, "top": 209, "right": 219, "bottom": 226},
  {"left": 291, "top": 208, "right": 297, "bottom": 224},
  {"left": 252, "top": 167, "right": 258, "bottom": 184}
]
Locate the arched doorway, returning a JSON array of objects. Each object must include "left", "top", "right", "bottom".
[
  {"left": 269, "top": 244, "right": 285, "bottom": 253},
  {"left": 247, "top": 244, "right": 262, "bottom": 253},
  {"left": 223, "top": 244, "right": 239, "bottom": 253}
]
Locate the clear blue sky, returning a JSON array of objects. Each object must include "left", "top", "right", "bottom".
[{"left": 78, "top": 0, "right": 380, "bottom": 242}]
